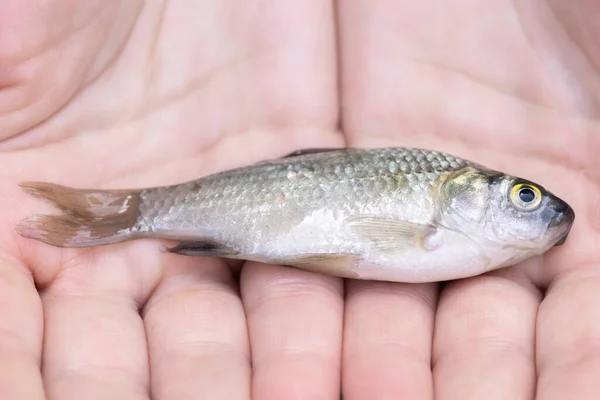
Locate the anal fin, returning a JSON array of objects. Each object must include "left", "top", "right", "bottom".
[
  {"left": 168, "top": 242, "right": 362, "bottom": 279},
  {"left": 167, "top": 240, "right": 239, "bottom": 257}
]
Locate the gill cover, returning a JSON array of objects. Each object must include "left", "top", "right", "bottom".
[{"left": 439, "top": 167, "right": 493, "bottom": 224}]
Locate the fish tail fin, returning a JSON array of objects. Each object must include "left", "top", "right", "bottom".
[{"left": 16, "top": 181, "right": 143, "bottom": 248}]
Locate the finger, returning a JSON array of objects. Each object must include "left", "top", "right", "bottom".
[
  {"left": 536, "top": 269, "right": 600, "bottom": 399},
  {"left": 0, "top": 259, "right": 44, "bottom": 399},
  {"left": 342, "top": 280, "right": 437, "bottom": 399},
  {"left": 241, "top": 262, "right": 344, "bottom": 399},
  {"left": 144, "top": 257, "right": 250, "bottom": 400},
  {"left": 41, "top": 241, "right": 161, "bottom": 399},
  {"left": 432, "top": 274, "right": 539, "bottom": 400}
]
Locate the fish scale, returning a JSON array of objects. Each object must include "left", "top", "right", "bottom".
[{"left": 133, "top": 148, "right": 470, "bottom": 256}]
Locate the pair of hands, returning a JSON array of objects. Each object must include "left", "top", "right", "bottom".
[{"left": 1, "top": 1, "right": 599, "bottom": 399}]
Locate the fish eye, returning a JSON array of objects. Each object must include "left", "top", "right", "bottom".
[{"left": 510, "top": 183, "right": 542, "bottom": 210}]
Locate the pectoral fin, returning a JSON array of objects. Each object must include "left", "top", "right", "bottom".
[{"left": 347, "top": 216, "right": 440, "bottom": 252}]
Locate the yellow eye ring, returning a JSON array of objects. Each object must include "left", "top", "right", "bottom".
[{"left": 510, "top": 183, "right": 542, "bottom": 210}]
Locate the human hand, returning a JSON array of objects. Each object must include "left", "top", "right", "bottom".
[
  {"left": 0, "top": 1, "right": 342, "bottom": 398},
  {"left": 339, "top": 1, "right": 600, "bottom": 399},
  {"left": 1, "top": 1, "right": 598, "bottom": 400}
]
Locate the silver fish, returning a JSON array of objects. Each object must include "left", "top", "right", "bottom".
[{"left": 15, "top": 147, "right": 574, "bottom": 283}]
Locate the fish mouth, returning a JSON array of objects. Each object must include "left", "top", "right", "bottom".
[
  {"left": 554, "top": 230, "right": 570, "bottom": 246},
  {"left": 550, "top": 202, "right": 575, "bottom": 247}
]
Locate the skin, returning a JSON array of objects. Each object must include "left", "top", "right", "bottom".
[{"left": 0, "top": 0, "right": 598, "bottom": 399}]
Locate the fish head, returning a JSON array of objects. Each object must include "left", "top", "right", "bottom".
[{"left": 437, "top": 166, "right": 575, "bottom": 264}]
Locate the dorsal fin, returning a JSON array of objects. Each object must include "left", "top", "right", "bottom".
[{"left": 282, "top": 148, "right": 344, "bottom": 158}]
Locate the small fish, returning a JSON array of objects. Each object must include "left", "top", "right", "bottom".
[{"left": 15, "top": 147, "right": 574, "bottom": 283}]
